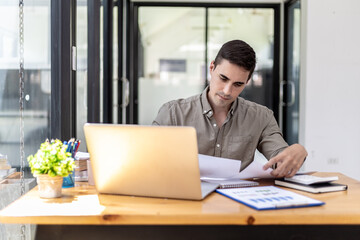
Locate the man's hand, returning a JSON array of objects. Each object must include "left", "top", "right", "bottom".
[{"left": 263, "top": 144, "right": 308, "bottom": 178}]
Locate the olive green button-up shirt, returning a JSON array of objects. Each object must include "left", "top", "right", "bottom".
[{"left": 152, "top": 87, "right": 288, "bottom": 170}]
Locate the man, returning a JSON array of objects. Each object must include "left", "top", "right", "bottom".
[{"left": 153, "top": 40, "right": 307, "bottom": 178}]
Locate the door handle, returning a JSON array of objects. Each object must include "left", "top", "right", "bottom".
[
  {"left": 121, "top": 77, "right": 129, "bottom": 108},
  {"left": 280, "top": 80, "right": 296, "bottom": 107}
]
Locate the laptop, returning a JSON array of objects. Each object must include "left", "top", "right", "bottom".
[{"left": 83, "top": 123, "right": 219, "bottom": 200}]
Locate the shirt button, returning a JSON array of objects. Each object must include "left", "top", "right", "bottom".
[
  {"left": 203, "top": 110, "right": 207, "bottom": 113},
  {"left": 216, "top": 144, "right": 220, "bottom": 148},
  {"left": 213, "top": 123, "right": 217, "bottom": 127}
]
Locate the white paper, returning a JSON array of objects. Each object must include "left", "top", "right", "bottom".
[
  {"left": 198, "top": 154, "right": 241, "bottom": 179},
  {"left": 198, "top": 154, "right": 273, "bottom": 180},
  {"left": 75, "top": 151, "right": 90, "bottom": 160},
  {"left": 235, "top": 160, "right": 273, "bottom": 179}
]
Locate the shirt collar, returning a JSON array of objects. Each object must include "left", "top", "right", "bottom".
[
  {"left": 201, "top": 86, "right": 213, "bottom": 118},
  {"left": 229, "top": 96, "right": 238, "bottom": 116},
  {"left": 201, "top": 86, "right": 238, "bottom": 118}
]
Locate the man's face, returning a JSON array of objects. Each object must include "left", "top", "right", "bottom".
[{"left": 208, "top": 59, "right": 250, "bottom": 110}]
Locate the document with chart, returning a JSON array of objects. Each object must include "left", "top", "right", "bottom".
[{"left": 216, "top": 186, "right": 325, "bottom": 210}]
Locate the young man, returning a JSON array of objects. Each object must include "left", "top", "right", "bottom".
[{"left": 153, "top": 40, "right": 307, "bottom": 178}]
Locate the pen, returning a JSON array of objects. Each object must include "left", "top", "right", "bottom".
[
  {"left": 70, "top": 140, "right": 78, "bottom": 159},
  {"left": 66, "top": 139, "right": 73, "bottom": 152},
  {"left": 75, "top": 140, "right": 81, "bottom": 153}
]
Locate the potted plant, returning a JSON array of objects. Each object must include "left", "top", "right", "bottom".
[{"left": 27, "top": 139, "right": 75, "bottom": 198}]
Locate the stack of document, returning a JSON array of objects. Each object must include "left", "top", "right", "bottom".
[
  {"left": 275, "top": 175, "right": 348, "bottom": 193},
  {"left": 74, "top": 152, "right": 90, "bottom": 182}
]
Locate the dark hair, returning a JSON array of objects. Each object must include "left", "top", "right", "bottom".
[{"left": 213, "top": 40, "right": 256, "bottom": 80}]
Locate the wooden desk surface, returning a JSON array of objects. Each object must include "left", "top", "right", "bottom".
[{"left": 1, "top": 172, "right": 360, "bottom": 226}]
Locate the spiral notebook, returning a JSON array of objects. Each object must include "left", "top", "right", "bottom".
[{"left": 202, "top": 178, "right": 259, "bottom": 189}]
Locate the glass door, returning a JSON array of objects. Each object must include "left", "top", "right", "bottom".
[
  {"left": 283, "top": 0, "right": 301, "bottom": 144},
  {"left": 76, "top": 0, "right": 88, "bottom": 151},
  {"left": 132, "top": 3, "right": 280, "bottom": 125},
  {"left": 208, "top": 7, "right": 278, "bottom": 113},
  {"left": 136, "top": 6, "right": 206, "bottom": 125},
  {"left": 0, "top": 0, "right": 51, "bottom": 168}
]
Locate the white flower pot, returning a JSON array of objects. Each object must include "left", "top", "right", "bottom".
[{"left": 37, "top": 174, "right": 63, "bottom": 198}]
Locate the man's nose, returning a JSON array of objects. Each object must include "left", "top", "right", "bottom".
[{"left": 223, "top": 83, "right": 232, "bottom": 95}]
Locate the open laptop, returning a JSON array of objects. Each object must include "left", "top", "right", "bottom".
[{"left": 83, "top": 123, "right": 219, "bottom": 200}]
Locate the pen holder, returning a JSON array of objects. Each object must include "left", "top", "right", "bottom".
[
  {"left": 62, "top": 138, "right": 80, "bottom": 188},
  {"left": 62, "top": 171, "right": 75, "bottom": 188}
]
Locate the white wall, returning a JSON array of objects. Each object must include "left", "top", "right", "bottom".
[{"left": 301, "top": 0, "right": 360, "bottom": 180}]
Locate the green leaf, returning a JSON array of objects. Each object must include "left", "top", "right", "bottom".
[{"left": 27, "top": 139, "right": 75, "bottom": 177}]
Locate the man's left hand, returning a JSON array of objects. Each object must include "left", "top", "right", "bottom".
[{"left": 263, "top": 144, "right": 308, "bottom": 178}]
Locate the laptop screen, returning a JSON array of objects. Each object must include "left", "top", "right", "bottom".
[{"left": 84, "top": 123, "right": 208, "bottom": 200}]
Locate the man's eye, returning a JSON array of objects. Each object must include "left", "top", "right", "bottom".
[{"left": 234, "top": 83, "right": 243, "bottom": 87}]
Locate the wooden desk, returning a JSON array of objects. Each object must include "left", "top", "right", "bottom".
[{"left": 1, "top": 172, "right": 360, "bottom": 239}]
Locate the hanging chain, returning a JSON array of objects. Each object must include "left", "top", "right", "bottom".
[{"left": 19, "top": 0, "right": 26, "bottom": 239}]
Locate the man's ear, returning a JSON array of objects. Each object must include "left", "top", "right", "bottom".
[{"left": 209, "top": 61, "right": 215, "bottom": 73}]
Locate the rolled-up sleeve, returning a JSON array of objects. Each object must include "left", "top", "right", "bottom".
[{"left": 257, "top": 110, "right": 288, "bottom": 160}]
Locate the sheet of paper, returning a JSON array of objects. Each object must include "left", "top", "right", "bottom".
[
  {"left": 0, "top": 195, "right": 105, "bottom": 216},
  {"left": 198, "top": 154, "right": 241, "bottom": 179},
  {"left": 198, "top": 154, "right": 273, "bottom": 180},
  {"left": 216, "top": 186, "right": 325, "bottom": 210},
  {"left": 235, "top": 159, "right": 273, "bottom": 179}
]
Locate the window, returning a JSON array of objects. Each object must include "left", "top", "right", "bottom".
[{"left": 0, "top": 0, "right": 51, "bottom": 168}]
